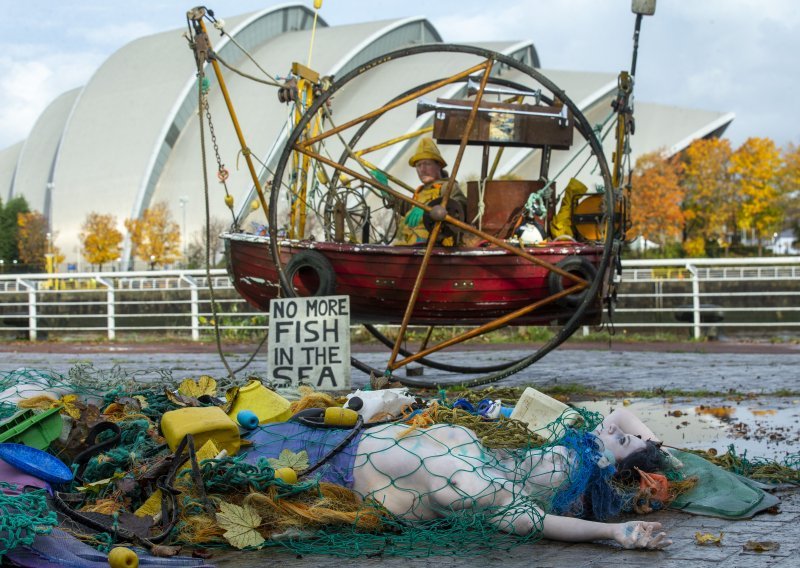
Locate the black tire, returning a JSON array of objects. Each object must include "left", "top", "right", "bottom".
[
  {"left": 547, "top": 257, "right": 598, "bottom": 308},
  {"left": 284, "top": 250, "right": 336, "bottom": 297}
]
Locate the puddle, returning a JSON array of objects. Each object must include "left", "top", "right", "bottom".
[{"left": 579, "top": 398, "right": 800, "bottom": 461}]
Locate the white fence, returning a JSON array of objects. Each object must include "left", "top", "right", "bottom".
[
  {"left": 1, "top": 257, "right": 798, "bottom": 341},
  {"left": 618, "top": 257, "right": 800, "bottom": 339}
]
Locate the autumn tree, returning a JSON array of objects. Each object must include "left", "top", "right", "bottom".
[
  {"left": 17, "top": 211, "right": 48, "bottom": 271},
  {"left": 80, "top": 212, "right": 124, "bottom": 270},
  {"left": 186, "top": 217, "right": 229, "bottom": 268},
  {"left": 125, "top": 202, "right": 181, "bottom": 269},
  {"left": 779, "top": 143, "right": 800, "bottom": 244},
  {"left": 681, "top": 138, "right": 736, "bottom": 255},
  {"left": 630, "top": 151, "right": 685, "bottom": 250},
  {"left": 0, "top": 196, "right": 30, "bottom": 263},
  {"left": 729, "top": 137, "right": 784, "bottom": 255}
]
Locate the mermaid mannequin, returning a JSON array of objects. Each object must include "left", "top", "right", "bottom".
[{"left": 351, "top": 408, "right": 672, "bottom": 549}]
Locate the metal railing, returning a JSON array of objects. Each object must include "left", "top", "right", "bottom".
[
  {"left": 1, "top": 257, "right": 799, "bottom": 341},
  {"left": 617, "top": 257, "right": 800, "bottom": 339}
]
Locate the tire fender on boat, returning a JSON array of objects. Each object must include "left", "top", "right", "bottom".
[
  {"left": 546, "top": 256, "right": 597, "bottom": 307},
  {"left": 284, "top": 250, "right": 337, "bottom": 297}
]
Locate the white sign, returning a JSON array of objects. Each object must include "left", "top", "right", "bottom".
[{"left": 268, "top": 295, "right": 350, "bottom": 390}]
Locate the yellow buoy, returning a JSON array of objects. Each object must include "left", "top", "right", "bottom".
[
  {"left": 274, "top": 467, "right": 298, "bottom": 484},
  {"left": 108, "top": 546, "right": 139, "bottom": 568},
  {"left": 224, "top": 194, "right": 234, "bottom": 209},
  {"left": 324, "top": 407, "right": 359, "bottom": 427}
]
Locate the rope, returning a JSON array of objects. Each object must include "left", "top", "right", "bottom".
[
  {"left": 195, "top": 62, "right": 236, "bottom": 383},
  {"left": 211, "top": 18, "right": 282, "bottom": 87},
  {"left": 524, "top": 109, "right": 616, "bottom": 216}
]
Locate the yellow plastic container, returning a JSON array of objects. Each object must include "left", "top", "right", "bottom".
[
  {"left": 227, "top": 380, "right": 292, "bottom": 424},
  {"left": 161, "top": 406, "right": 241, "bottom": 456}
]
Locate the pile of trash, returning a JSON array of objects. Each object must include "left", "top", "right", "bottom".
[
  {"left": 3, "top": 365, "right": 796, "bottom": 565},
  {"left": 1, "top": 366, "right": 587, "bottom": 565}
]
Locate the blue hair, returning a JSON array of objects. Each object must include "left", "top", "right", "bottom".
[{"left": 550, "top": 430, "right": 624, "bottom": 521}]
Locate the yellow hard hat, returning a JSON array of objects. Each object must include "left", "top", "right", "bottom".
[{"left": 408, "top": 138, "right": 447, "bottom": 168}]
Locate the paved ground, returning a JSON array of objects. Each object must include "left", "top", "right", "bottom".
[
  {"left": 2, "top": 339, "right": 800, "bottom": 394},
  {"left": 2, "top": 339, "right": 799, "bottom": 566}
]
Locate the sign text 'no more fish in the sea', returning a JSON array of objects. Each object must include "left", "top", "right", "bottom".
[{"left": 268, "top": 295, "right": 350, "bottom": 390}]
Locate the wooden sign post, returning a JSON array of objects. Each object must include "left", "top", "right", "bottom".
[{"left": 268, "top": 295, "right": 350, "bottom": 390}]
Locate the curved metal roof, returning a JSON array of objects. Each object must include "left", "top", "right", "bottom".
[
  {"left": 11, "top": 88, "right": 80, "bottom": 217},
  {"left": 0, "top": 142, "right": 22, "bottom": 202}
]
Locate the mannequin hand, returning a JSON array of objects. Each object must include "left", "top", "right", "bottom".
[{"left": 613, "top": 521, "right": 672, "bottom": 549}]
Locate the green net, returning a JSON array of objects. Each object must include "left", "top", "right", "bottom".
[
  {"left": 0, "top": 366, "right": 796, "bottom": 559},
  {"left": 0, "top": 485, "right": 58, "bottom": 556}
]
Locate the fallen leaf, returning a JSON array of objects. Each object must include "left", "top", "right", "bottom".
[
  {"left": 60, "top": 394, "right": 84, "bottom": 419},
  {"left": 743, "top": 540, "right": 780, "bottom": 552},
  {"left": 164, "top": 387, "right": 198, "bottom": 408},
  {"left": 117, "top": 396, "right": 142, "bottom": 411},
  {"left": 216, "top": 501, "right": 265, "bottom": 549},
  {"left": 695, "top": 406, "right": 735, "bottom": 419},
  {"left": 695, "top": 532, "right": 723, "bottom": 546},
  {"left": 267, "top": 449, "right": 309, "bottom": 471},
  {"left": 77, "top": 472, "right": 125, "bottom": 494},
  {"left": 178, "top": 376, "right": 217, "bottom": 398},
  {"left": 150, "top": 544, "right": 182, "bottom": 557}
]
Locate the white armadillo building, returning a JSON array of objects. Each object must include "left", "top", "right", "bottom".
[{"left": 0, "top": 4, "right": 733, "bottom": 267}]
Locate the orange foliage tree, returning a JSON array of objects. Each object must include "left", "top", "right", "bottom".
[
  {"left": 630, "top": 151, "right": 685, "bottom": 247},
  {"left": 124, "top": 202, "right": 181, "bottom": 269},
  {"left": 80, "top": 212, "right": 124, "bottom": 270},
  {"left": 681, "top": 138, "right": 735, "bottom": 255},
  {"left": 729, "top": 137, "right": 784, "bottom": 254}
]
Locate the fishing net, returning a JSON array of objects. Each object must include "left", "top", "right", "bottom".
[{"left": 0, "top": 366, "right": 794, "bottom": 560}]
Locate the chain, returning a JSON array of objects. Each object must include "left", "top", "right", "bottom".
[{"left": 202, "top": 96, "right": 237, "bottom": 226}]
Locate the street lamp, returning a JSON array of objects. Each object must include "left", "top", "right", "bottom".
[{"left": 179, "top": 196, "right": 189, "bottom": 263}]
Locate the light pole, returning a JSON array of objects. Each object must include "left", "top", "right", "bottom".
[
  {"left": 45, "top": 232, "right": 54, "bottom": 274},
  {"left": 179, "top": 196, "right": 189, "bottom": 264}
]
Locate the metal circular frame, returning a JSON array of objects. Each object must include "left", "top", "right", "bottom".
[{"left": 268, "top": 43, "right": 617, "bottom": 387}]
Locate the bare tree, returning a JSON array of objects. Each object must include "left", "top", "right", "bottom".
[{"left": 186, "top": 217, "right": 230, "bottom": 268}]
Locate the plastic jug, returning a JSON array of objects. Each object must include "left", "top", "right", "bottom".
[
  {"left": 161, "top": 406, "right": 240, "bottom": 456},
  {"left": 227, "top": 380, "right": 292, "bottom": 424}
]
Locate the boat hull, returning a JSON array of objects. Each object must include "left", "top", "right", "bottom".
[{"left": 224, "top": 233, "right": 604, "bottom": 326}]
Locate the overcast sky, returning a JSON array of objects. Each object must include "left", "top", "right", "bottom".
[{"left": 1, "top": 0, "right": 797, "bottom": 151}]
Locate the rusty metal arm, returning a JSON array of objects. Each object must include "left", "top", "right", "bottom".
[
  {"left": 387, "top": 282, "right": 587, "bottom": 370},
  {"left": 297, "top": 61, "right": 490, "bottom": 149}
]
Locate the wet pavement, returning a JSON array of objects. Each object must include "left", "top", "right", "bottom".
[{"left": 2, "top": 340, "right": 799, "bottom": 566}]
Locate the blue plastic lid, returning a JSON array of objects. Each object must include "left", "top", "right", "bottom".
[{"left": 0, "top": 443, "right": 73, "bottom": 485}]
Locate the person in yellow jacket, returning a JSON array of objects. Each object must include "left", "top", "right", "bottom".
[
  {"left": 395, "top": 138, "right": 466, "bottom": 246},
  {"left": 549, "top": 177, "right": 588, "bottom": 238}
]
